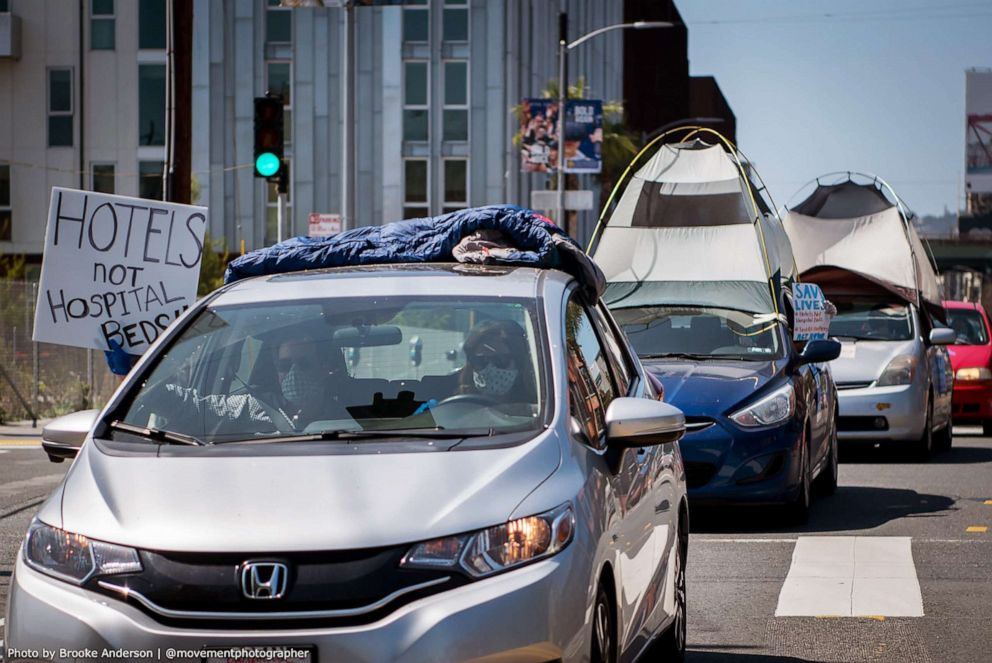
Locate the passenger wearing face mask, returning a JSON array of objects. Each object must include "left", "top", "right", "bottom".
[{"left": 458, "top": 319, "right": 537, "bottom": 407}]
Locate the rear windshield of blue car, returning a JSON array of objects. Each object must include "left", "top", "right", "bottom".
[
  {"left": 946, "top": 308, "right": 989, "bottom": 345},
  {"left": 829, "top": 299, "right": 913, "bottom": 342},
  {"left": 612, "top": 306, "right": 783, "bottom": 360}
]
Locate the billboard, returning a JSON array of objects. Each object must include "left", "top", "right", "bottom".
[
  {"left": 966, "top": 69, "right": 992, "bottom": 195},
  {"left": 520, "top": 99, "right": 558, "bottom": 173},
  {"left": 519, "top": 99, "right": 602, "bottom": 174}
]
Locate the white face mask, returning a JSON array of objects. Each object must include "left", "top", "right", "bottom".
[
  {"left": 473, "top": 362, "right": 518, "bottom": 397},
  {"left": 281, "top": 365, "right": 320, "bottom": 405}
]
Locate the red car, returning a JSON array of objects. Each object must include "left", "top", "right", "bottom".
[{"left": 944, "top": 300, "right": 992, "bottom": 434}]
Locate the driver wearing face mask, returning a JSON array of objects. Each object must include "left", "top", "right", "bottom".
[{"left": 458, "top": 319, "right": 536, "bottom": 404}]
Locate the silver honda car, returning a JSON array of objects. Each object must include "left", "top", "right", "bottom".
[{"left": 6, "top": 264, "right": 688, "bottom": 663}]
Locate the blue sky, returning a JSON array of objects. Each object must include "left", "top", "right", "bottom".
[{"left": 678, "top": 0, "right": 991, "bottom": 216}]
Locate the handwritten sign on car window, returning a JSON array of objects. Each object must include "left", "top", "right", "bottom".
[
  {"left": 792, "top": 282, "right": 830, "bottom": 341},
  {"left": 32, "top": 187, "right": 208, "bottom": 354}
]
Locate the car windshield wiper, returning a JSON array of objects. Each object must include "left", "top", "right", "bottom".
[
  {"left": 108, "top": 421, "right": 205, "bottom": 446},
  {"left": 640, "top": 352, "right": 714, "bottom": 360},
  {"left": 225, "top": 427, "right": 473, "bottom": 444}
]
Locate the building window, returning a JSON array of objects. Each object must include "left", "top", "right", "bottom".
[
  {"left": 139, "top": 0, "right": 165, "bottom": 49},
  {"left": 267, "top": 0, "right": 291, "bottom": 44},
  {"left": 0, "top": 164, "right": 10, "bottom": 242},
  {"left": 403, "top": 61, "right": 428, "bottom": 142},
  {"left": 266, "top": 61, "right": 292, "bottom": 146},
  {"left": 443, "top": 0, "right": 468, "bottom": 42},
  {"left": 403, "top": 1, "right": 428, "bottom": 43},
  {"left": 139, "top": 161, "right": 164, "bottom": 201},
  {"left": 403, "top": 159, "right": 429, "bottom": 219},
  {"left": 91, "top": 163, "right": 115, "bottom": 194},
  {"left": 266, "top": 174, "right": 292, "bottom": 245},
  {"left": 0, "top": 0, "right": 8, "bottom": 12},
  {"left": 442, "top": 60, "right": 467, "bottom": 142},
  {"left": 138, "top": 64, "right": 166, "bottom": 146},
  {"left": 443, "top": 159, "right": 467, "bottom": 213},
  {"left": 48, "top": 69, "right": 74, "bottom": 147},
  {"left": 91, "top": 0, "right": 115, "bottom": 50}
]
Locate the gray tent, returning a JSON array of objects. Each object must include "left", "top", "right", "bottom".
[
  {"left": 592, "top": 139, "right": 794, "bottom": 314},
  {"left": 783, "top": 177, "right": 942, "bottom": 314}
]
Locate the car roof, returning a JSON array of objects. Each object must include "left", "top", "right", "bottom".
[
  {"left": 942, "top": 300, "right": 983, "bottom": 311},
  {"left": 211, "top": 263, "right": 574, "bottom": 307}
]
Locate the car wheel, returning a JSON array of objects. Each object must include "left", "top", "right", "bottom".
[
  {"left": 785, "top": 438, "right": 811, "bottom": 524},
  {"left": 915, "top": 399, "right": 933, "bottom": 461},
  {"left": 816, "top": 417, "right": 839, "bottom": 495},
  {"left": 651, "top": 512, "right": 688, "bottom": 663},
  {"left": 591, "top": 582, "right": 616, "bottom": 663},
  {"left": 934, "top": 422, "right": 953, "bottom": 452}
]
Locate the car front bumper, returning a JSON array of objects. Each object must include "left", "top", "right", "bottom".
[
  {"left": 5, "top": 546, "right": 585, "bottom": 663},
  {"left": 836, "top": 384, "right": 926, "bottom": 442}
]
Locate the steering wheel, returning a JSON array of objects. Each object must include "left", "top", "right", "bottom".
[{"left": 434, "top": 393, "right": 501, "bottom": 408}]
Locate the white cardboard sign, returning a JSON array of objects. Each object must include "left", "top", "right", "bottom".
[
  {"left": 33, "top": 187, "right": 208, "bottom": 354},
  {"left": 792, "top": 282, "right": 830, "bottom": 341},
  {"left": 308, "top": 212, "right": 342, "bottom": 237}
]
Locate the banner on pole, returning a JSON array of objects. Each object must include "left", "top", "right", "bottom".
[
  {"left": 563, "top": 99, "right": 603, "bottom": 174},
  {"left": 520, "top": 98, "right": 558, "bottom": 173},
  {"left": 32, "top": 187, "right": 208, "bottom": 355}
]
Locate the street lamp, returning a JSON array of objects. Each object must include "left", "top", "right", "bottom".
[{"left": 556, "top": 15, "right": 673, "bottom": 233}]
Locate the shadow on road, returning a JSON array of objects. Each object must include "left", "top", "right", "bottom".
[
  {"left": 689, "top": 646, "right": 820, "bottom": 662},
  {"left": 690, "top": 485, "right": 956, "bottom": 534},
  {"left": 839, "top": 443, "right": 992, "bottom": 464}
]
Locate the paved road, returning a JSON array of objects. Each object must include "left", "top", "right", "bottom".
[{"left": 1, "top": 432, "right": 990, "bottom": 662}]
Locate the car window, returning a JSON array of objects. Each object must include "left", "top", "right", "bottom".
[
  {"left": 946, "top": 308, "right": 989, "bottom": 345},
  {"left": 566, "top": 297, "right": 617, "bottom": 446},
  {"left": 829, "top": 299, "right": 913, "bottom": 341},
  {"left": 113, "top": 296, "right": 546, "bottom": 444},
  {"left": 590, "top": 302, "right": 633, "bottom": 395}
]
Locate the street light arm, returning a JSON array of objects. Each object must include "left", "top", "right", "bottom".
[{"left": 566, "top": 21, "right": 673, "bottom": 50}]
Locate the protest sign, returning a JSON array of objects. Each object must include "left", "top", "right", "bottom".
[
  {"left": 32, "top": 187, "right": 208, "bottom": 355},
  {"left": 792, "top": 282, "right": 831, "bottom": 341}
]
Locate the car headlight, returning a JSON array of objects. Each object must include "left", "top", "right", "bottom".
[
  {"left": 876, "top": 355, "right": 917, "bottom": 386},
  {"left": 730, "top": 383, "right": 795, "bottom": 427},
  {"left": 400, "top": 504, "right": 574, "bottom": 579},
  {"left": 956, "top": 367, "right": 992, "bottom": 381},
  {"left": 23, "top": 520, "right": 142, "bottom": 585}
]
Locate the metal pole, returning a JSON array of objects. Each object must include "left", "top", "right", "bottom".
[
  {"left": 342, "top": 1, "right": 356, "bottom": 230},
  {"left": 556, "top": 12, "right": 567, "bottom": 231},
  {"left": 277, "top": 191, "right": 286, "bottom": 243},
  {"left": 163, "top": 0, "right": 174, "bottom": 200}
]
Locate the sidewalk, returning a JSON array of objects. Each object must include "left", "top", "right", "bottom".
[{"left": 0, "top": 418, "right": 54, "bottom": 437}]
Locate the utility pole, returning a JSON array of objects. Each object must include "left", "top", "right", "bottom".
[
  {"left": 342, "top": 1, "right": 356, "bottom": 231},
  {"left": 172, "top": 0, "right": 193, "bottom": 204}
]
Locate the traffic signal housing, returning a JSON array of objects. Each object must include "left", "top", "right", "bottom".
[{"left": 254, "top": 95, "right": 284, "bottom": 179}]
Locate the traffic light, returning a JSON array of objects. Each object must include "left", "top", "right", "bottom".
[{"left": 254, "top": 95, "right": 284, "bottom": 179}]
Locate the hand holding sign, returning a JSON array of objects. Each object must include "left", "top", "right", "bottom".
[
  {"left": 33, "top": 188, "right": 208, "bottom": 355},
  {"left": 792, "top": 283, "right": 832, "bottom": 341}
]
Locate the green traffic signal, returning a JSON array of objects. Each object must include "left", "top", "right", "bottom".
[{"left": 255, "top": 152, "right": 281, "bottom": 177}]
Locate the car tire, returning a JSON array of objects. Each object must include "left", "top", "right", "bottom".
[
  {"left": 915, "top": 399, "right": 933, "bottom": 462},
  {"left": 934, "top": 422, "right": 953, "bottom": 452},
  {"left": 591, "top": 582, "right": 617, "bottom": 663},
  {"left": 983, "top": 420, "right": 992, "bottom": 438},
  {"left": 816, "top": 417, "right": 839, "bottom": 496},
  {"left": 650, "top": 510, "right": 688, "bottom": 663},
  {"left": 785, "top": 438, "right": 811, "bottom": 524}
]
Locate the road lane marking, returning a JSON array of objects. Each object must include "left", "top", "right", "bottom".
[
  {"left": 774, "top": 536, "right": 923, "bottom": 617},
  {"left": 966, "top": 526, "right": 988, "bottom": 533}
]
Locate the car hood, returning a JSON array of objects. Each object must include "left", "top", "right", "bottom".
[
  {"left": 831, "top": 339, "right": 916, "bottom": 383},
  {"left": 948, "top": 344, "right": 992, "bottom": 372},
  {"left": 642, "top": 357, "right": 784, "bottom": 415},
  {"left": 55, "top": 433, "right": 561, "bottom": 553}
]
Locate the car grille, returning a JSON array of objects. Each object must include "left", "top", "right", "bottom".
[
  {"left": 836, "top": 381, "right": 873, "bottom": 390},
  {"left": 88, "top": 545, "right": 464, "bottom": 629},
  {"left": 684, "top": 461, "right": 718, "bottom": 488}
]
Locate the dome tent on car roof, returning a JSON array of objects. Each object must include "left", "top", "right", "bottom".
[
  {"left": 589, "top": 128, "right": 795, "bottom": 315},
  {"left": 782, "top": 173, "right": 943, "bottom": 320}
]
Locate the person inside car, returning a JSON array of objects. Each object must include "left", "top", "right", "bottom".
[{"left": 457, "top": 319, "right": 537, "bottom": 405}]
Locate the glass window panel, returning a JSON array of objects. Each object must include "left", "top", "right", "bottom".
[
  {"left": 403, "top": 8, "right": 428, "bottom": 42},
  {"left": 442, "top": 206, "right": 466, "bottom": 215},
  {"left": 92, "top": 0, "right": 114, "bottom": 15},
  {"left": 49, "top": 70, "right": 72, "bottom": 112},
  {"left": 267, "top": 10, "right": 291, "bottom": 43},
  {"left": 138, "top": 64, "right": 166, "bottom": 146},
  {"left": 404, "top": 160, "right": 427, "bottom": 203},
  {"left": 139, "top": 161, "right": 164, "bottom": 201},
  {"left": 0, "top": 0, "right": 9, "bottom": 12},
  {"left": 443, "top": 109, "right": 467, "bottom": 141},
  {"left": 404, "top": 62, "right": 427, "bottom": 106},
  {"left": 91, "top": 18, "right": 115, "bottom": 49},
  {"left": 444, "top": 61, "right": 467, "bottom": 106},
  {"left": 566, "top": 299, "right": 617, "bottom": 443},
  {"left": 0, "top": 210, "right": 10, "bottom": 242},
  {"left": 92, "top": 164, "right": 115, "bottom": 194},
  {"left": 139, "top": 0, "right": 166, "bottom": 49},
  {"left": 403, "top": 109, "right": 428, "bottom": 142},
  {"left": 48, "top": 116, "right": 73, "bottom": 147},
  {"left": 266, "top": 206, "right": 278, "bottom": 245},
  {"left": 443, "top": 8, "right": 468, "bottom": 41},
  {"left": 283, "top": 108, "right": 292, "bottom": 145},
  {"left": 403, "top": 206, "right": 429, "bottom": 220},
  {"left": 406, "top": 0, "right": 427, "bottom": 5},
  {"left": 267, "top": 62, "right": 291, "bottom": 104},
  {"left": 0, "top": 165, "right": 9, "bottom": 205},
  {"left": 267, "top": 178, "right": 291, "bottom": 203},
  {"left": 444, "top": 160, "right": 466, "bottom": 202}
]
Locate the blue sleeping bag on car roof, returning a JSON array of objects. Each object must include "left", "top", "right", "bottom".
[{"left": 224, "top": 204, "right": 605, "bottom": 298}]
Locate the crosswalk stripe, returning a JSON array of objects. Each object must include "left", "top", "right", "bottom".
[{"left": 774, "top": 536, "right": 923, "bottom": 617}]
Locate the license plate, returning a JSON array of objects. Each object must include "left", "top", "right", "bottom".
[{"left": 203, "top": 646, "right": 315, "bottom": 663}]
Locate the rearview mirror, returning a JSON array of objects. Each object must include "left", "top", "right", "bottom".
[
  {"left": 41, "top": 409, "right": 99, "bottom": 462},
  {"left": 605, "top": 397, "right": 685, "bottom": 448},
  {"left": 797, "top": 339, "right": 841, "bottom": 365},
  {"left": 332, "top": 325, "right": 403, "bottom": 347},
  {"left": 929, "top": 328, "right": 955, "bottom": 346}
]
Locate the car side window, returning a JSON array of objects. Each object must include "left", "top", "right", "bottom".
[
  {"left": 591, "top": 302, "right": 633, "bottom": 395},
  {"left": 566, "top": 296, "right": 618, "bottom": 447}
]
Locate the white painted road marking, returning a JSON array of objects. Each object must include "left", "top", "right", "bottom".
[{"left": 774, "top": 536, "right": 924, "bottom": 617}]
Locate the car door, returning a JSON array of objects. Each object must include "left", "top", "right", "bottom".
[{"left": 565, "top": 295, "right": 657, "bottom": 652}]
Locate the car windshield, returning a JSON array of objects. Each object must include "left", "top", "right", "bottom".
[
  {"left": 946, "top": 308, "right": 989, "bottom": 345},
  {"left": 112, "top": 296, "right": 546, "bottom": 445},
  {"left": 611, "top": 306, "right": 783, "bottom": 360},
  {"left": 829, "top": 300, "right": 913, "bottom": 341}
]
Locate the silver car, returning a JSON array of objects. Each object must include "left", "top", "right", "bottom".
[
  {"left": 829, "top": 298, "right": 954, "bottom": 457},
  {"left": 6, "top": 264, "right": 688, "bottom": 663}
]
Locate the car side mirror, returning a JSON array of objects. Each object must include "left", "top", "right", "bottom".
[
  {"left": 929, "top": 328, "right": 956, "bottom": 346},
  {"left": 797, "top": 339, "right": 841, "bottom": 365},
  {"left": 605, "top": 397, "right": 685, "bottom": 448},
  {"left": 41, "top": 409, "right": 99, "bottom": 463}
]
